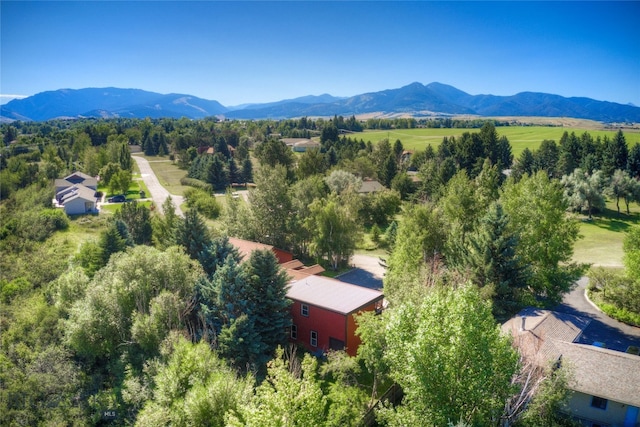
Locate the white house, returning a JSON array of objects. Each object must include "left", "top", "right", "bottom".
[{"left": 54, "top": 171, "right": 99, "bottom": 215}]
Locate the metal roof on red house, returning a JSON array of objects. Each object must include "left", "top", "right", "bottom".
[{"left": 287, "top": 275, "right": 383, "bottom": 315}]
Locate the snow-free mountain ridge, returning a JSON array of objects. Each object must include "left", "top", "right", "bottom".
[{"left": 2, "top": 83, "right": 639, "bottom": 123}]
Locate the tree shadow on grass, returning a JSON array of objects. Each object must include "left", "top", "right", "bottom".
[{"left": 587, "top": 207, "right": 640, "bottom": 233}]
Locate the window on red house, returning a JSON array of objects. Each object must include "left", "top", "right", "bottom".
[
  {"left": 301, "top": 304, "right": 309, "bottom": 317},
  {"left": 310, "top": 330, "right": 318, "bottom": 347},
  {"left": 290, "top": 324, "right": 297, "bottom": 339}
]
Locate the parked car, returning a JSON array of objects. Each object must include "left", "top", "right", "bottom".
[{"left": 108, "top": 195, "right": 126, "bottom": 203}]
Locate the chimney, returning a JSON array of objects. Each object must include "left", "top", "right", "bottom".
[{"left": 520, "top": 315, "right": 527, "bottom": 332}]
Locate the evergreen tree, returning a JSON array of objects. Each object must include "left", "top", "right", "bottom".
[
  {"left": 198, "top": 235, "right": 241, "bottom": 278},
  {"left": 98, "top": 222, "right": 127, "bottom": 266},
  {"left": 152, "top": 196, "right": 181, "bottom": 249},
  {"left": 207, "top": 155, "right": 229, "bottom": 191},
  {"left": 393, "top": 139, "right": 404, "bottom": 161},
  {"left": 627, "top": 143, "right": 640, "bottom": 178},
  {"left": 602, "top": 130, "right": 628, "bottom": 178},
  {"left": 241, "top": 157, "right": 253, "bottom": 184},
  {"left": 218, "top": 314, "right": 262, "bottom": 371},
  {"left": 381, "top": 153, "right": 398, "bottom": 187},
  {"left": 114, "top": 200, "right": 153, "bottom": 245},
  {"left": 558, "top": 131, "right": 581, "bottom": 176},
  {"left": 532, "top": 140, "right": 560, "bottom": 178},
  {"left": 242, "top": 249, "right": 292, "bottom": 368},
  {"left": 235, "top": 138, "right": 250, "bottom": 162},
  {"left": 496, "top": 135, "right": 513, "bottom": 172},
  {"left": 177, "top": 209, "right": 211, "bottom": 260},
  {"left": 113, "top": 218, "right": 134, "bottom": 247},
  {"left": 461, "top": 202, "right": 529, "bottom": 317},
  {"left": 228, "top": 157, "right": 239, "bottom": 185}
]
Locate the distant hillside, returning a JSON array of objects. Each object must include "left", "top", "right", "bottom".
[
  {"left": 2, "top": 83, "right": 639, "bottom": 122},
  {"left": 226, "top": 82, "right": 640, "bottom": 122},
  {"left": 0, "top": 88, "right": 227, "bottom": 121}
]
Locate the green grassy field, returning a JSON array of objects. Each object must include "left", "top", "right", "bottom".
[
  {"left": 571, "top": 201, "right": 640, "bottom": 268},
  {"left": 353, "top": 126, "right": 640, "bottom": 158}
]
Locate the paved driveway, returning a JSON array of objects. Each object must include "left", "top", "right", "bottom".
[
  {"left": 554, "top": 277, "right": 640, "bottom": 352},
  {"left": 132, "top": 155, "right": 184, "bottom": 217},
  {"left": 336, "top": 254, "right": 386, "bottom": 290}
]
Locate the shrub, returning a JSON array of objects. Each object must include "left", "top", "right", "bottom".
[
  {"left": 598, "top": 302, "right": 640, "bottom": 327},
  {"left": 39, "top": 208, "right": 70, "bottom": 231},
  {"left": 184, "top": 188, "right": 221, "bottom": 220}
]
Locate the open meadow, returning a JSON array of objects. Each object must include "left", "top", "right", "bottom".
[
  {"left": 353, "top": 126, "right": 640, "bottom": 158},
  {"left": 572, "top": 201, "right": 640, "bottom": 268}
]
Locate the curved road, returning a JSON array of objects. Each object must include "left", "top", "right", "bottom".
[
  {"left": 132, "top": 155, "right": 184, "bottom": 217},
  {"left": 554, "top": 277, "right": 640, "bottom": 352}
]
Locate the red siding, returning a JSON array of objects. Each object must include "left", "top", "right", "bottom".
[
  {"left": 346, "top": 302, "right": 379, "bottom": 356},
  {"left": 289, "top": 300, "right": 347, "bottom": 354},
  {"left": 272, "top": 248, "right": 294, "bottom": 264}
]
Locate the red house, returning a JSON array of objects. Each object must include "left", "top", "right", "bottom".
[
  {"left": 228, "top": 237, "right": 294, "bottom": 264},
  {"left": 287, "top": 275, "right": 384, "bottom": 356}
]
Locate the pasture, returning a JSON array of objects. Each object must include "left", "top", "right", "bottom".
[{"left": 353, "top": 126, "right": 640, "bottom": 158}]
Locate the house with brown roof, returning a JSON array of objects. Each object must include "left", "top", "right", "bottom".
[
  {"left": 228, "top": 237, "right": 294, "bottom": 264},
  {"left": 287, "top": 275, "right": 384, "bottom": 356},
  {"left": 503, "top": 308, "right": 640, "bottom": 427}
]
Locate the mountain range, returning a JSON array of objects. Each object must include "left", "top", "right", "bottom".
[{"left": 2, "top": 82, "right": 639, "bottom": 123}]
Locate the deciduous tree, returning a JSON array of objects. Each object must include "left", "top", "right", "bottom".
[
  {"left": 561, "top": 168, "right": 606, "bottom": 219},
  {"left": 380, "top": 284, "right": 518, "bottom": 426},
  {"left": 501, "top": 171, "right": 583, "bottom": 305},
  {"left": 248, "top": 165, "right": 292, "bottom": 250},
  {"left": 307, "top": 194, "right": 360, "bottom": 270}
]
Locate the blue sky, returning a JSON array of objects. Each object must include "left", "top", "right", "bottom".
[{"left": 1, "top": 1, "right": 639, "bottom": 106}]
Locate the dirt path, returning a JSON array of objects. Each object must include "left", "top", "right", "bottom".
[{"left": 132, "top": 155, "right": 184, "bottom": 217}]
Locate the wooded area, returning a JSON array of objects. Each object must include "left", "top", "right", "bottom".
[{"left": 1, "top": 116, "right": 639, "bottom": 426}]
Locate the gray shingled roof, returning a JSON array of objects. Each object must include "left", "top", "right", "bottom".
[
  {"left": 58, "top": 184, "right": 97, "bottom": 204},
  {"left": 553, "top": 340, "right": 640, "bottom": 407},
  {"left": 503, "top": 308, "right": 640, "bottom": 407}
]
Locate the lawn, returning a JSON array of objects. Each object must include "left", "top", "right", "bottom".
[
  {"left": 354, "top": 126, "right": 640, "bottom": 158},
  {"left": 572, "top": 201, "right": 640, "bottom": 268},
  {"left": 140, "top": 155, "right": 190, "bottom": 196}
]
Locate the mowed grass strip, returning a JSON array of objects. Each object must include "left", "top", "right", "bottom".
[
  {"left": 354, "top": 127, "right": 640, "bottom": 158},
  {"left": 140, "top": 156, "right": 190, "bottom": 196}
]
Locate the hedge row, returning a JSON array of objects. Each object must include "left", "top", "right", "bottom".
[{"left": 180, "top": 177, "right": 213, "bottom": 193}]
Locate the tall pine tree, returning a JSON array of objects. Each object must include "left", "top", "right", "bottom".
[{"left": 461, "top": 202, "right": 529, "bottom": 318}]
